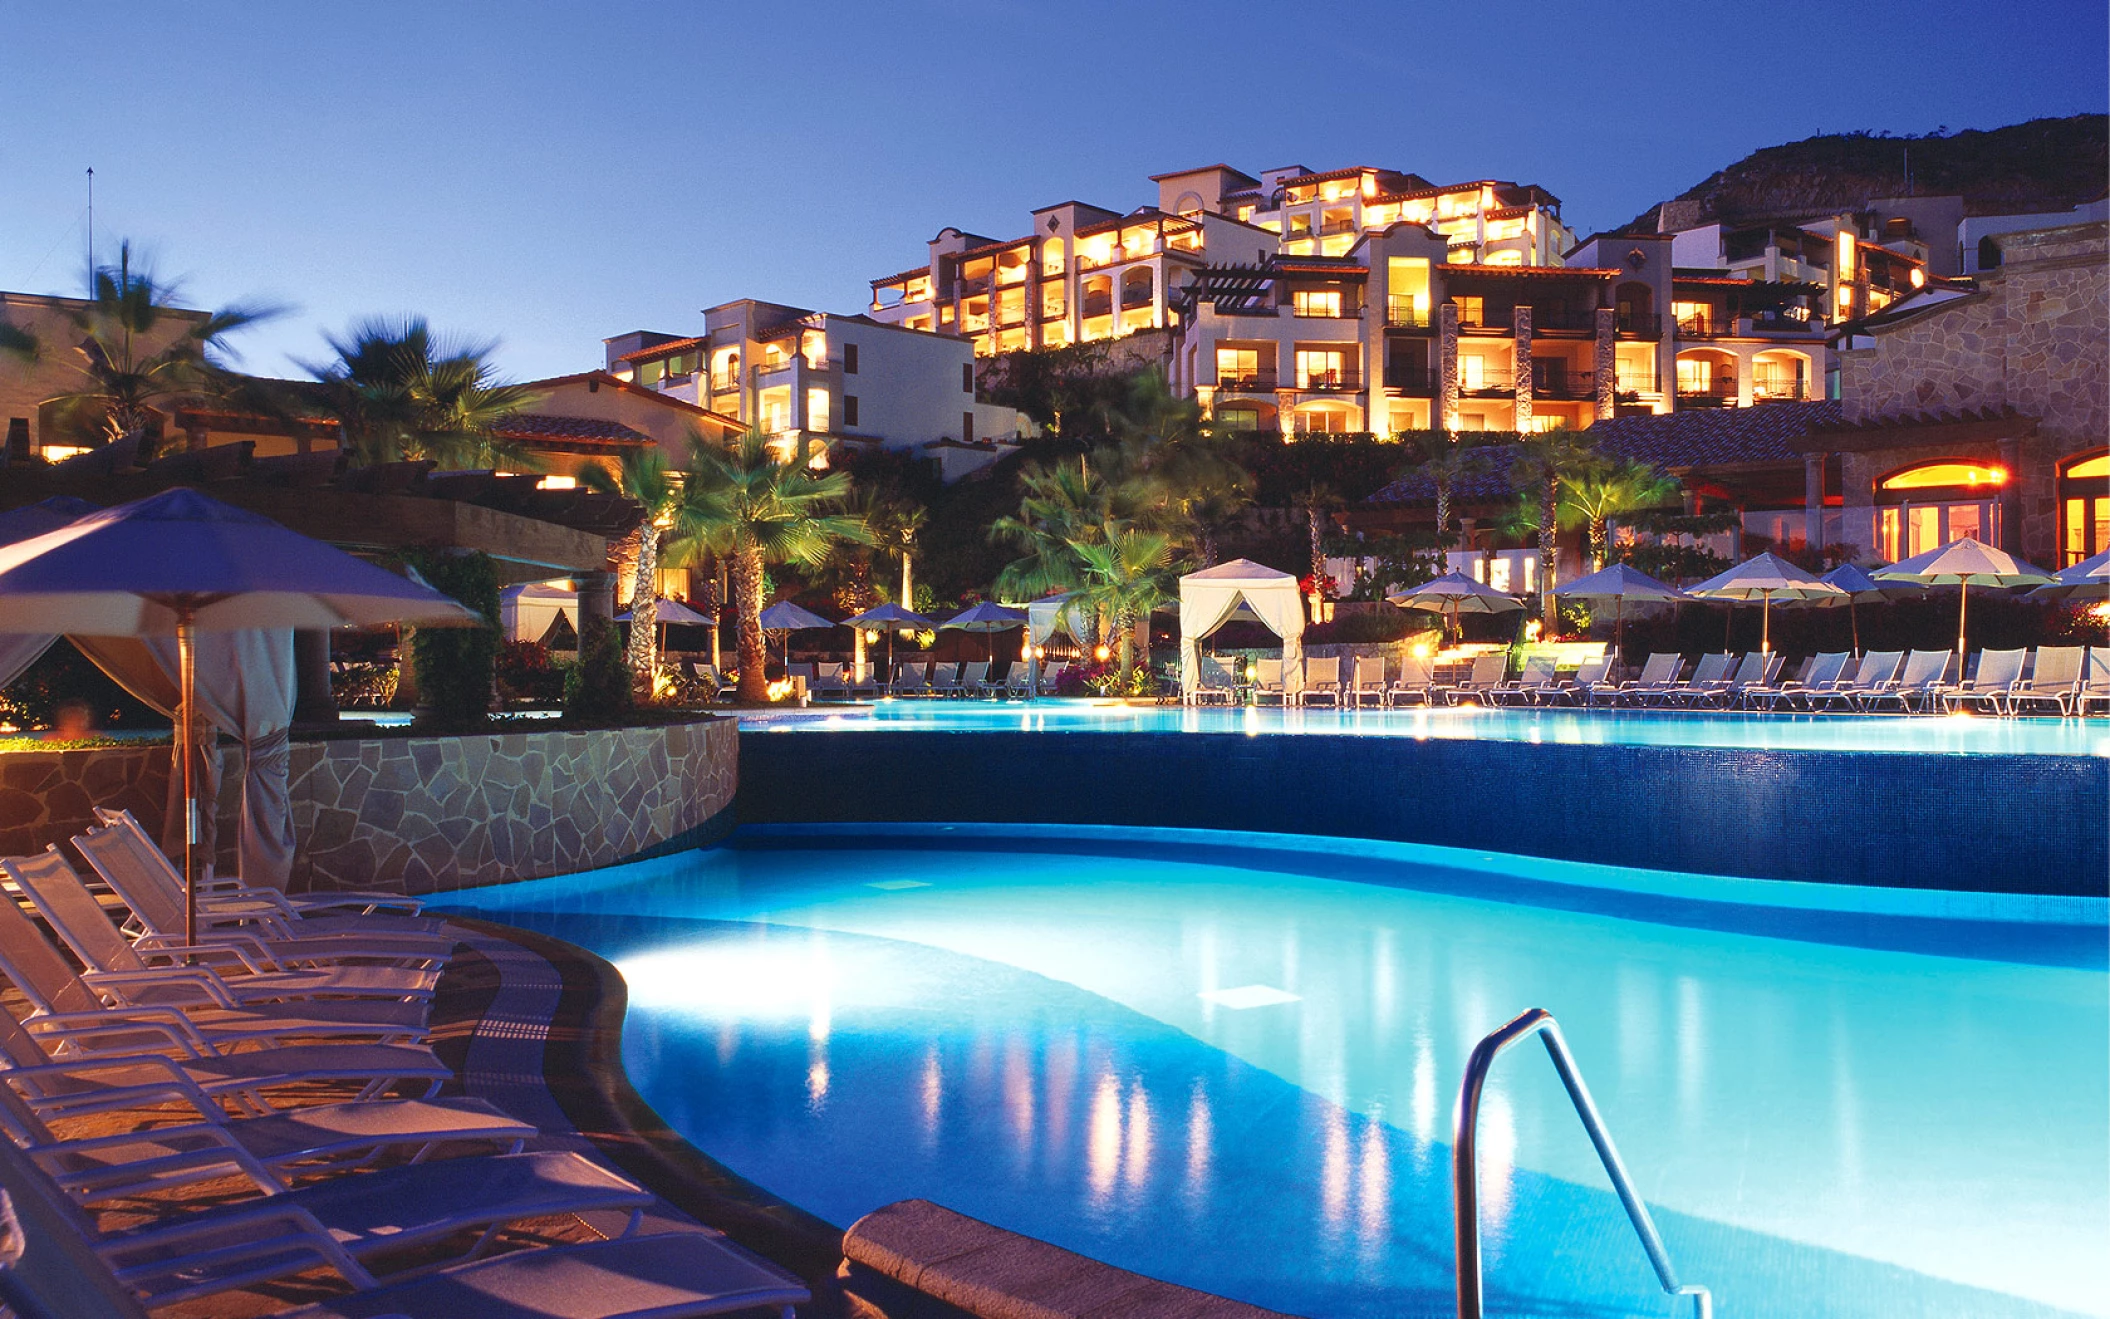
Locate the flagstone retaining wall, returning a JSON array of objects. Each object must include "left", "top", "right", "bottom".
[{"left": 0, "top": 718, "right": 735, "bottom": 896}]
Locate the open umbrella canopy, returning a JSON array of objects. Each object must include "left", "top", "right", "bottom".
[
  {"left": 1551, "top": 563, "right": 1688, "bottom": 603},
  {"left": 1813, "top": 562, "right": 1915, "bottom": 604},
  {"left": 1871, "top": 537, "right": 2056, "bottom": 589},
  {"left": 619, "top": 597, "right": 716, "bottom": 627},
  {"left": 0, "top": 488, "right": 479, "bottom": 634},
  {"left": 756, "top": 601, "right": 832, "bottom": 631},
  {"left": 0, "top": 496, "right": 100, "bottom": 548},
  {"left": 843, "top": 601, "right": 938, "bottom": 630},
  {"left": 2029, "top": 547, "right": 2110, "bottom": 600},
  {"left": 1387, "top": 571, "right": 1525, "bottom": 614},
  {"left": 939, "top": 601, "right": 1028, "bottom": 632},
  {"left": 1686, "top": 552, "right": 1843, "bottom": 603}
]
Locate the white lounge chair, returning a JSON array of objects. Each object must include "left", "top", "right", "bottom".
[
  {"left": 1187, "top": 655, "right": 1238, "bottom": 706},
  {"left": 1487, "top": 655, "right": 1556, "bottom": 707},
  {"left": 1537, "top": 655, "right": 1611, "bottom": 706},
  {"left": 1813, "top": 650, "right": 1903, "bottom": 712},
  {"left": 1348, "top": 656, "right": 1387, "bottom": 708},
  {"left": 1646, "top": 652, "right": 1732, "bottom": 708},
  {"left": 1439, "top": 654, "right": 1508, "bottom": 706},
  {"left": 889, "top": 660, "right": 930, "bottom": 697},
  {"left": 1036, "top": 660, "right": 1069, "bottom": 696},
  {"left": 1386, "top": 654, "right": 1437, "bottom": 707},
  {"left": 809, "top": 662, "right": 850, "bottom": 700},
  {"left": 2075, "top": 648, "right": 2110, "bottom": 716},
  {"left": 953, "top": 661, "right": 989, "bottom": 697},
  {"left": 2009, "top": 645, "right": 2085, "bottom": 715},
  {"left": 1943, "top": 648, "right": 2028, "bottom": 715},
  {"left": 922, "top": 663, "right": 961, "bottom": 698},
  {"left": 1685, "top": 652, "right": 1780, "bottom": 709},
  {"left": 4, "top": 850, "right": 442, "bottom": 1007},
  {"left": 1860, "top": 649, "right": 1954, "bottom": 713},
  {"left": 1298, "top": 655, "right": 1343, "bottom": 707},
  {"left": 1610, "top": 653, "right": 1684, "bottom": 707},
  {"left": 1251, "top": 658, "right": 1288, "bottom": 706}
]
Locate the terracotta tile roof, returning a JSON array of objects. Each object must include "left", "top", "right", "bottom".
[
  {"left": 1365, "top": 462, "right": 1520, "bottom": 506},
  {"left": 1442, "top": 265, "right": 1620, "bottom": 279},
  {"left": 1588, "top": 400, "right": 1842, "bottom": 468},
  {"left": 1149, "top": 163, "right": 1261, "bottom": 185},
  {"left": 614, "top": 336, "right": 702, "bottom": 363},
  {"left": 871, "top": 264, "right": 935, "bottom": 288},
  {"left": 491, "top": 413, "right": 655, "bottom": 447}
]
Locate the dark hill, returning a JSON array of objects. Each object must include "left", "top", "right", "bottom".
[{"left": 1631, "top": 115, "right": 2107, "bottom": 230}]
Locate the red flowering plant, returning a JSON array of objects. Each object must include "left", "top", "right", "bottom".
[{"left": 1298, "top": 572, "right": 1338, "bottom": 599}]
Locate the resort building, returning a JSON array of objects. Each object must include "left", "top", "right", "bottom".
[
  {"left": 604, "top": 299, "right": 1031, "bottom": 481},
  {"left": 865, "top": 162, "right": 1575, "bottom": 359}
]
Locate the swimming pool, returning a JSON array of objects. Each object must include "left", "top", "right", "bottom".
[
  {"left": 741, "top": 700, "right": 2110, "bottom": 757},
  {"left": 439, "top": 825, "right": 2110, "bottom": 1319}
]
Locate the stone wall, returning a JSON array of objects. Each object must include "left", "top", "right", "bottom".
[
  {"left": 0, "top": 718, "right": 735, "bottom": 897},
  {"left": 289, "top": 719, "right": 736, "bottom": 896}
]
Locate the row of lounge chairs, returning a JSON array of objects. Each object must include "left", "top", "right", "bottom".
[
  {"left": 1182, "top": 646, "right": 2110, "bottom": 714},
  {"left": 0, "top": 809, "right": 808, "bottom": 1318},
  {"left": 802, "top": 659, "right": 1068, "bottom": 700}
]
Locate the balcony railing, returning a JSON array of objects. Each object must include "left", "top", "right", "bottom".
[
  {"left": 1530, "top": 307, "right": 1600, "bottom": 333},
  {"left": 956, "top": 276, "right": 992, "bottom": 297},
  {"left": 1385, "top": 366, "right": 1436, "bottom": 394},
  {"left": 1531, "top": 369, "right": 1597, "bottom": 400},
  {"left": 709, "top": 372, "right": 739, "bottom": 393},
  {"left": 1675, "top": 381, "right": 1738, "bottom": 408},
  {"left": 1748, "top": 312, "right": 1818, "bottom": 335},
  {"left": 1457, "top": 368, "right": 1514, "bottom": 396},
  {"left": 1675, "top": 315, "right": 1725, "bottom": 338},
  {"left": 1216, "top": 370, "right": 1279, "bottom": 391},
  {"left": 1615, "top": 371, "right": 1661, "bottom": 394},
  {"left": 1120, "top": 290, "right": 1154, "bottom": 310},
  {"left": 1293, "top": 301, "right": 1357, "bottom": 319},
  {"left": 1387, "top": 298, "right": 1432, "bottom": 329},
  {"left": 1294, "top": 369, "right": 1362, "bottom": 392},
  {"left": 1076, "top": 248, "right": 1130, "bottom": 271},
  {"left": 1616, "top": 312, "right": 1662, "bottom": 338},
  {"left": 1318, "top": 218, "right": 1357, "bottom": 236},
  {"left": 1751, "top": 376, "right": 1808, "bottom": 401},
  {"left": 1080, "top": 296, "right": 1113, "bottom": 319}
]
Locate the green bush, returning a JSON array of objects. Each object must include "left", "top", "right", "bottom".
[
  {"left": 564, "top": 615, "right": 632, "bottom": 721},
  {"left": 402, "top": 550, "right": 499, "bottom": 730}
]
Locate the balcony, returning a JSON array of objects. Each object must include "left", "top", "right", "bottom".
[
  {"left": 1615, "top": 371, "right": 1661, "bottom": 395},
  {"left": 1386, "top": 298, "right": 1431, "bottom": 329},
  {"left": 1675, "top": 380, "right": 1738, "bottom": 408},
  {"left": 1529, "top": 307, "right": 1600, "bottom": 333},
  {"left": 1457, "top": 368, "right": 1514, "bottom": 397},
  {"left": 710, "top": 372, "right": 739, "bottom": 393},
  {"left": 1675, "top": 314, "right": 1725, "bottom": 339},
  {"left": 1076, "top": 248, "right": 1127, "bottom": 272},
  {"left": 956, "top": 276, "right": 992, "bottom": 297},
  {"left": 1292, "top": 300, "right": 1357, "bottom": 319},
  {"left": 1080, "top": 295, "right": 1112, "bottom": 319},
  {"left": 1751, "top": 375, "right": 1809, "bottom": 401},
  {"left": 1120, "top": 289, "right": 1153, "bottom": 310},
  {"left": 1384, "top": 365, "right": 1435, "bottom": 394},
  {"left": 1749, "top": 312, "right": 1819, "bottom": 335},
  {"left": 1616, "top": 312, "right": 1662, "bottom": 338},
  {"left": 1530, "top": 368, "right": 1596, "bottom": 400},
  {"left": 1318, "top": 218, "right": 1357, "bottom": 236},
  {"left": 1216, "top": 370, "right": 1279, "bottom": 391},
  {"left": 1294, "top": 369, "right": 1362, "bottom": 392}
]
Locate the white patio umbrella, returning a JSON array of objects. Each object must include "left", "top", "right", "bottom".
[
  {"left": 843, "top": 601, "right": 938, "bottom": 685},
  {"left": 2030, "top": 547, "right": 2110, "bottom": 602},
  {"left": 1872, "top": 536, "right": 2055, "bottom": 655},
  {"left": 939, "top": 601, "right": 1028, "bottom": 663},
  {"left": 756, "top": 600, "right": 836, "bottom": 671},
  {"left": 1787, "top": 562, "right": 1915, "bottom": 654},
  {"left": 0, "top": 489, "right": 478, "bottom": 945},
  {"left": 1387, "top": 571, "right": 1523, "bottom": 644},
  {"left": 1551, "top": 563, "right": 1688, "bottom": 660},
  {"left": 1686, "top": 552, "right": 1843, "bottom": 655}
]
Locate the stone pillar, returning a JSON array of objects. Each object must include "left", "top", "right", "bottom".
[
  {"left": 1594, "top": 308, "right": 1617, "bottom": 420},
  {"left": 291, "top": 630, "right": 338, "bottom": 727},
  {"left": 1996, "top": 436, "right": 2023, "bottom": 555},
  {"left": 1512, "top": 305, "right": 1534, "bottom": 434},
  {"left": 1804, "top": 451, "right": 1827, "bottom": 553},
  {"left": 1275, "top": 389, "right": 1298, "bottom": 439},
  {"left": 579, "top": 570, "right": 617, "bottom": 630},
  {"left": 1438, "top": 302, "right": 1461, "bottom": 430}
]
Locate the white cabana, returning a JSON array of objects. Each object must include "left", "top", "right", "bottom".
[
  {"left": 1178, "top": 559, "right": 1305, "bottom": 700},
  {"left": 499, "top": 581, "right": 576, "bottom": 645}
]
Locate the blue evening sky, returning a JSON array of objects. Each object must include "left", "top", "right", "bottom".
[{"left": 4, "top": 0, "right": 2103, "bottom": 383}]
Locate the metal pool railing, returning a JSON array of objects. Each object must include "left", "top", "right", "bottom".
[{"left": 1453, "top": 1008, "right": 1712, "bottom": 1319}]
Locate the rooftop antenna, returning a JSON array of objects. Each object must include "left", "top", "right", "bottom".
[{"left": 85, "top": 167, "right": 94, "bottom": 288}]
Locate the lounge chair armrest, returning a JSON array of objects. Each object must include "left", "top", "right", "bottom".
[
  {"left": 105, "top": 1202, "right": 378, "bottom": 1297},
  {"left": 38, "top": 1136, "right": 280, "bottom": 1200},
  {"left": 24, "top": 1009, "right": 210, "bottom": 1057},
  {"left": 132, "top": 937, "right": 277, "bottom": 974},
  {"left": 81, "top": 967, "right": 241, "bottom": 1009},
  {"left": 9, "top": 1073, "right": 219, "bottom": 1123}
]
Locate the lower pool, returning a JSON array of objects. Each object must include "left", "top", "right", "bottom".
[{"left": 438, "top": 826, "right": 2110, "bottom": 1319}]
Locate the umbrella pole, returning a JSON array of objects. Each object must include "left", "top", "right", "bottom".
[
  {"left": 1762, "top": 594, "right": 1771, "bottom": 655},
  {"left": 1614, "top": 596, "right": 1624, "bottom": 669},
  {"left": 177, "top": 608, "right": 198, "bottom": 951},
  {"left": 1850, "top": 598, "right": 1861, "bottom": 655},
  {"left": 1957, "top": 581, "right": 1968, "bottom": 657}
]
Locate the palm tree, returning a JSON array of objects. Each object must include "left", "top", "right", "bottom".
[
  {"left": 1558, "top": 455, "right": 1681, "bottom": 571},
  {"left": 0, "top": 241, "right": 278, "bottom": 460},
  {"left": 581, "top": 447, "right": 682, "bottom": 685},
  {"left": 1400, "top": 431, "right": 1485, "bottom": 548},
  {"left": 990, "top": 453, "right": 1130, "bottom": 599},
  {"left": 674, "top": 431, "right": 873, "bottom": 702},
  {"left": 306, "top": 317, "right": 541, "bottom": 468},
  {"left": 1068, "top": 528, "right": 1176, "bottom": 673},
  {"left": 1295, "top": 481, "right": 1341, "bottom": 589},
  {"left": 1507, "top": 430, "right": 1593, "bottom": 628}
]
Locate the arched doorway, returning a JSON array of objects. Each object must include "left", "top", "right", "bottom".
[
  {"left": 1674, "top": 349, "right": 1737, "bottom": 407},
  {"left": 2058, "top": 449, "right": 2109, "bottom": 566},
  {"left": 1875, "top": 458, "right": 2008, "bottom": 562},
  {"left": 1751, "top": 349, "right": 1812, "bottom": 402}
]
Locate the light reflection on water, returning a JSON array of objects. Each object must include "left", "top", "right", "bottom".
[{"left": 453, "top": 838, "right": 2108, "bottom": 1318}]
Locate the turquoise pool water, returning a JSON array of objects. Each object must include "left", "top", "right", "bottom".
[
  {"left": 439, "top": 827, "right": 2110, "bottom": 1318},
  {"left": 740, "top": 700, "right": 2110, "bottom": 756}
]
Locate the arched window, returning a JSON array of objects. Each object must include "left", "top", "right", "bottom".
[
  {"left": 2059, "top": 449, "right": 2110, "bottom": 566},
  {"left": 1977, "top": 235, "right": 2002, "bottom": 271},
  {"left": 1172, "top": 191, "right": 1205, "bottom": 216},
  {"left": 1875, "top": 459, "right": 2008, "bottom": 561}
]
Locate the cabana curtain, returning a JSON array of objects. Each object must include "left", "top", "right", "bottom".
[{"left": 1177, "top": 559, "right": 1305, "bottom": 697}]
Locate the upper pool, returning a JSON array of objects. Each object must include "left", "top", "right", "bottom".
[
  {"left": 438, "top": 824, "right": 2110, "bottom": 1319},
  {"left": 740, "top": 700, "right": 2110, "bottom": 757}
]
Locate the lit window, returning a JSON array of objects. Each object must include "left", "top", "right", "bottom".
[
  {"left": 1880, "top": 463, "right": 2009, "bottom": 491},
  {"left": 806, "top": 388, "right": 831, "bottom": 433},
  {"left": 1293, "top": 289, "right": 1342, "bottom": 318},
  {"left": 1214, "top": 406, "right": 1260, "bottom": 430},
  {"left": 1295, "top": 349, "right": 1347, "bottom": 388},
  {"left": 1452, "top": 296, "right": 1483, "bottom": 327},
  {"left": 537, "top": 475, "right": 578, "bottom": 490},
  {"left": 1216, "top": 348, "right": 1260, "bottom": 384}
]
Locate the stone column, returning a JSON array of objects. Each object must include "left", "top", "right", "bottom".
[
  {"left": 1511, "top": 305, "right": 1534, "bottom": 434},
  {"left": 579, "top": 570, "right": 617, "bottom": 630},
  {"left": 1275, "top": 389, "right": 1298, "bottom": 439},
  {"left": 1438, "top": 302, "right": 1461, "bottom": 431},
  {"left": 1804, "top": 451, "right": 1827, "bottom": 553},
  {"left": 1594, "top": 308, "right": 1617, "bottom": 420},
  {"left": 1997, "top": 436, "right": 2023, "bottom": 555},
  {"left": 292, "top": 630, "right": 338, "bottom": 727}
]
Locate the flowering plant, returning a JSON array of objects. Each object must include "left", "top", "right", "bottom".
[{"left": 1298, "top": 572, "right": 1338, "bottom": 599}]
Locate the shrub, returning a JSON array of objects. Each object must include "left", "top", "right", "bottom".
[
  {"left": 0, "top": 642, "right": 164, "bottom": 732},
  {"left": 402, "top": 551, "right": 500, "bottom": 729},
  {"left": 496, "top": 639, "right": 566, "bottom": 706},
  {"left": 564, "top": 614, "right": 632, "bottom": 721}
]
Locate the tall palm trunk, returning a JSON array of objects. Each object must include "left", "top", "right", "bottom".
[
  {"left": 1435, "top": 481, "right": 1453, "bottom": 548},
  {"left": 626, "top": 526, "right": 659, "bottom": 684},
  {"left": 1196, "top": 524, "right": 1220, "bottom": 568},
  {"left": 899, "top": 541, "right": 914, "bottom": 611},
  {"left": 1538, "top": 478, "right": 1559, "bottom": 629},
  {"left": 1307, "top": 505, "right": 1326, "bottom": 585},
  {"left": 734, "top": 546, "right": 770, "bottom": 702},
  {"left": 1589, "top": 516, "right": 1610, "bottom": 572}
]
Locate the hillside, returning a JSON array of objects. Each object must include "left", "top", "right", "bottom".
[{"left": 1630, "top": 115, "right": 2107, "bottom": 230}]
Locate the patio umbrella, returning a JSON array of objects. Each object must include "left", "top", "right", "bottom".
[
  {"left": 939, "top": 601, "right": 1028, "bottom": 663},
  {"left": 1551, "top": 563, "right": 1688, "bottom": 662},
  {"left": 617, "top": 597, "right": 716, "bottom": 670},
  {"left": 1872, "top": 536, "right": 2055, "bottom": 655},
  {"left": 1387, "top": 571, "right": 1523, "bottom": 644},
  {"left": 1686, "top": 552, "right": 1843, "bottom": 655},
  {"left": 2029, "top": 547, "right": 2110, "bottom": 602},
  {"left": 843, "top": 601, "right": 938, "bottom": 686},
  {"left": 0, "top": 489, "right": 477, "bottom": 945},
  {"left": 1787, "top": 563, "right": 1915, "bottom": 654},
  {"left": 756, "top": 600, "right": 836, "bottom": 671}
]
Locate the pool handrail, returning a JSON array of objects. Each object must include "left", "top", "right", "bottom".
[{"left": 1453, "top": 1007, "right": 1711, "bottom": 1319}]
